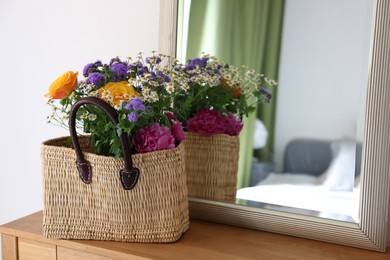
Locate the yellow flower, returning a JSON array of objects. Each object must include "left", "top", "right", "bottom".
[
  {"left": 45, "top": 71, "right": 78, "bottom": 100},
  {"left": 98, "top": 81, "right": 140, "bottom": 107}
]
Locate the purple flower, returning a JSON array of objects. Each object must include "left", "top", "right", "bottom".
[
  {"left": 200, "top": 57, "right": 209, "bottom": 66},
  {"left": 187, "top": 109, "right": 226, "bottom": 136},
  {"left": 213, "top": 69, "right": 222, "bottom": 75},
  {"left": 155, "top": 71, "right": 171, "bottom": 83},
  {"left": 150, "top": 71, "right": 157, "bottom": 81},
  {"left": 164, "top": 75, "right": 171, "bottom": 83},
  {"left": 82, "top": 60, "right": 102, "bottom": 77},
  {"left": 109, "top": 57, "right": 121, "bottom": 66},
  {"left": 184, "top": 63, "right": 196, "bottom": 71},
  {"left": 188, "top": 57, "right": 208, "bottom": 67},
  {"left": 145, "top": 56, "right": 162, "bottom": 64},
  {"left": 125, "top": 98, "right": 145, "bottom": 111},
  {"left": 138, "top": 67, "right": 148, "bottom": 76},
  {"left": 83, "top": 64, "right": 94, "bottom": 76},
  {"left": 95, "top": 60, "right": 103, "bottom": 66},
  {"left": 224, "top": 113, "right": 243, "bottom": 136},
  {"left": 259, "top": 87, "right": 272, "bottom": 98},
  {"left": 110, "top": 63, "right": 129, "bottom": 77},
  {"left": 86, "top": 72, "right": 105, "bottom": 86},
  {"left": 127, "top": 112, "right": 139, "bottom": 122},
  {"left": 157, "top": 70, "right": 165, "bottom": 77},
  {"left": 132, "top": 123, "right": 175, "bottom": 153}
]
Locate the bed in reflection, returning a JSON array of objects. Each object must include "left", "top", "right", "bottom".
[{"left": 236, "top": 138, "right": 361, "bottom": 222}]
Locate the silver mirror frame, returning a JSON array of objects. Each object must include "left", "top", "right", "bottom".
[{"left": 159, "top": 0, "right": 390, "bottom": 251}]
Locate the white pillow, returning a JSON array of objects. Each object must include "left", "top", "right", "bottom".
[{"left": 321, "top": 138, "right": 356, "bottom": 191}]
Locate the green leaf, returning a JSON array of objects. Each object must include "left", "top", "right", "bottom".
[{"left": 117, "top": 128, "right": 123, "bottom": 137}]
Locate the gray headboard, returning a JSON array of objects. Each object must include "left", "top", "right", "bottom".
[
  {"left": 283, "top": 138, "right": 362, "bottom": 177},
  {"left": 283, "top": 139, "right": 332, "bottom": 177}
]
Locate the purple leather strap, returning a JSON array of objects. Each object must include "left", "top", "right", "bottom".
[{"left": 68, "top": 96, "right": 140, "bottom": 190}]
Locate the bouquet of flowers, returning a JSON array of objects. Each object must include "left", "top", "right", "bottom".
[
  {"left": 46, "top": 52, "right": 188, "bottom": 158},
  {"left": 42, "top": 52, "right": 191, "bottom": 242},
  {"left": 172, "top": 54, "right": 277, "bottom": 203},
  {"left": 172, "top": 54, "right": 276, "bottom": 136}
]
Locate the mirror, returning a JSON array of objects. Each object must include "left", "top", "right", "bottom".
[
  {"left": 176, "top": 0, "right": 371, "bottom": 224},
  {"left": 159, "top": 0, "right": 390, "bottom": 251}
]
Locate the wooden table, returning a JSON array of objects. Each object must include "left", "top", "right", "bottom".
[{"left": 1, "top": 211, "right": 389, "bottom": 259}]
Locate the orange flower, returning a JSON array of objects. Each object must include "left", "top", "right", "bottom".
[
  {"left": 98, "top": 81, "right": 140, "bottom": 107},
  {"left": 45, "top": 71, "right": 78, "bottom": 100},
  {"left": 230, "top": 86, "right": 242, "bottom": 97},
  {"left": 221, "top": 77, "right": 241, "bottom": 97}
]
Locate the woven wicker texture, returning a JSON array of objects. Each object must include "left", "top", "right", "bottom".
[
  {"left": 41, "top": 136, "right": 189, "bottom": 243},
  {"left": 183, "top": 132, "right": 239, "bottom": 203}
]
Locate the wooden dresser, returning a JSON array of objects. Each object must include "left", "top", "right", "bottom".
[{"left": 1, "top": 211, "right": 389, "bottom": 259}]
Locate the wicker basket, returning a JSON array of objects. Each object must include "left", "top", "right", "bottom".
[
  {"left": 41, "top": 97, "right": 189, "bottom": 243},
  {"left": 183, "top": 132, "right": 240, "bottom": 203}
]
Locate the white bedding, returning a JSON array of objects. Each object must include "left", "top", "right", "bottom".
[{"left": 236, "top": 173, "right": 360, "bottom": 222}]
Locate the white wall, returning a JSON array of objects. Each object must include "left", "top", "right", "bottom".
[
  {"left": 0, "top": 0, "right": 160, "bottom": 255},
  {"left": 275, "top": 0, "right": 390, "bottom": 247},
  {"left": 274, "top": 0, "right": 372, "bottom": 169}
]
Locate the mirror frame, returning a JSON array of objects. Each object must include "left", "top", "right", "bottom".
[{"left": 159, "top": 0, "right": 390, "bottom": 251}]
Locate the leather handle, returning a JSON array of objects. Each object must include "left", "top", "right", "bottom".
[{"left": 68, "top": 96, "right": 140, "bottom": 190}]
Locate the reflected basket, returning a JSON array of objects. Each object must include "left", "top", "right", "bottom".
[{"left": 184, "top": 132, "right": 240, "bottom": 203}]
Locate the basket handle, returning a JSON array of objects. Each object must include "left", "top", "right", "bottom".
[{"left": 68, "top": 96, "right": 140, "bottom": 190}]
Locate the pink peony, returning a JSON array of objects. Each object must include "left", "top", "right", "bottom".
[
  {"left": 171, "top": 121, "right": 186, "bottom": 142},
  {"left": 165, "top": 112, "right": 176, "bottom": 121},
  {"left": 165, "top": 112, "right": 186, "bottom": 143},
  {"left": 224, "top": 113, "right": 243, "bottom": 136},
  {"left": 187, "top": 109, "right": 226, "bottom": 136},
  {"left": 132, "top": 123, "right": 175, "bottom": 153}
]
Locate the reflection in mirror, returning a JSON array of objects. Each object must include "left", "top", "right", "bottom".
[{"left": 177, "top": 0, "right": 373, "bottom": 222}]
